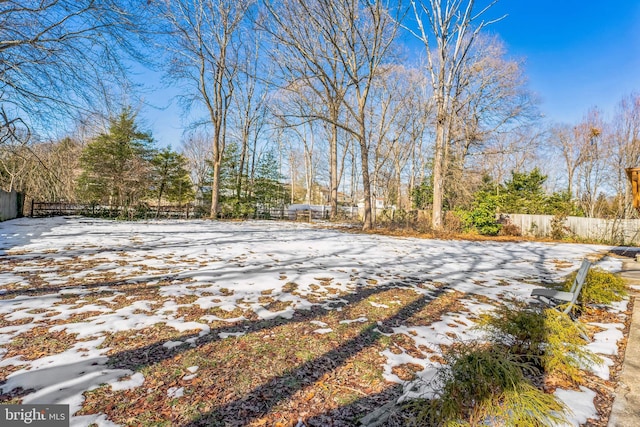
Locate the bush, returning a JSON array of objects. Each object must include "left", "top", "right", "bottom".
[
  {"left": 404, "top": 343, "right": 568, "bottom": 426},
  {"left": 498, "top": 221, "right": 522, "bottom": 237},
  {"left": 479, "top": 305, "right": 601, "bottom": 384},
  {"left": 565, "top": 268, "right": 627, "bottom": 305},
  {"left": 550, "top": 214, "right": 569, "bottom": 240},
  {"left": 444, "top": 210, "right": 463, "bottom": 234},
  {"left": 219, "top": 198, "right": 255, "bottom": 219}
]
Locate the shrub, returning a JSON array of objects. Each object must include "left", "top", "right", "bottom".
[
  {"left": 404, "top": 343, "right": 568, "bottom": 426},
  {"left": 498, "top": 221, "right": 522, "bottom": 237},
  {"left": 565, "top": 268, "right": 627, "bottom": 305},
  {"left": 550, "top": 214, "right": 568, "bottom": 240},
  {"left": 443, "top": 210, "right": 463, "bottom": 234},
  {"left": 479, "top": 304, "right": 601, "bottom": 384},
  {"left": 219, "top": 198, "right": 255, "bottom": 219},
  {"left": 464, "top": 203, "right": 501, "bottom": 236}
]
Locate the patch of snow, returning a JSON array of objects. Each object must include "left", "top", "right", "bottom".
[
  {"left": 369, "top": 302, "right": 389, "bottom": 308},
  {"left": 218, "top": 332, "right": 246, "bottom": 339},
  {"left": 310, "top": 320, "right": 328, "bottom": 327},
  {"left": 586, "top": 323, "right": 624, "bottom": 355},
  {"left": 72, "top": 413, "right": 122, "bottom": 427},
  {"left": 163, "top": 340, "right": 183, "bottom": 349},
  {"left": 555, "top": 386, "right": 598, "bottom": 426},
  {"left": 588, "top": 356, "right": 614, "bottom": 381},
  {"left": 339, "top": 317, "right": 368, "bottom": 324},
  {"left": 109, "top": 372, "right": 145, "bottom": 391},
  {"left": 167, "top": 387, "right": 184, "bottom": 398}
]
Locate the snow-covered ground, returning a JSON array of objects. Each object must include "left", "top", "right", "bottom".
[{"left": 0, "top": 217, "right": 628, "bottom": 426}]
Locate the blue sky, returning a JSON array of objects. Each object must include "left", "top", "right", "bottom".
[
  {"left": 487, "top": 0, "right": 640, "bottom": 123},
  {"left": 139, "top": 1, "right": 640, "bottom": 148}
]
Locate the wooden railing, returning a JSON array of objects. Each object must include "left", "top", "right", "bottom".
[{"left": 30, "top": 201, "right": 200, "bottom": 219}]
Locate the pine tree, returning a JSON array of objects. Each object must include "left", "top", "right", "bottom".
[
  {"left": 78, "top": 107, "right": 154, "bottom": 211},
  {"left": 150, "top": 147, "right": 195, "bottom": 217}
]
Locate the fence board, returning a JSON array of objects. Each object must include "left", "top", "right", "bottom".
[{"left": 504, "top": 213, "right": 640, "bottom": 244}]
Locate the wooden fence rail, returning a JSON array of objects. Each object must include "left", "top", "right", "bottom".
[{"left": 30, "top": 202, "right": 198, "bottom": 219}]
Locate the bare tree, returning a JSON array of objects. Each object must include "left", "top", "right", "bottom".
[
  {"left": 367, "top": 65, "right": 415, "bottom": 213},
  {"left": 228, "top": 27, "right": 269, "bottom": 201},
  {"left": 409, "top": 0, "right": 502, "bottom": 229},
  {"left": 481, "top": 126, "right": 542, "bottom": 188},
  {"left": 262, "top": 0, "right": 352, "bottom": 219},
  {"left": 264, "top": 0, "right": 400, "bottom": 229},
  {"left": 574, "top": 109, "right": 608, "bottom": 217},
  {"left": 444, "top": 36, "right": 538, "bottom": 208},
  {"left": 0, "top": 139, "right": 33, "bottom": 193},
  {"left": 181, "top": 130, "right": 213, "bottom": 205},
  {"left": 547, "top": 123, "right": 587, "bottom": 199},
  {"left": 0, "top": 0, "right": 147, "bottom": 137},
  {"left": 0, "top": 135, "right": 83, "bottom": 204},
  {"left": 160, "top": 0, "right": 253, "bottom": 218}
]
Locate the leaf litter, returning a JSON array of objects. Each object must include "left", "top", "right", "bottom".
[{"left": 0, "top": 216, "right": 630, "bottom": 426}]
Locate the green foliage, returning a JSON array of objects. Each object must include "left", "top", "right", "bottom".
[
  {"left": 455, "top": 170, "right": 585, "bottom": 234},
  {"left": 218, "top": 141, "right": 244, "bottom": 197},
  {"left": 150, "top": 147, "right": 195, "bottom": 206},
  {"left": 219, "top": 197, "right": 255, "bottom": 219},
  {"left": 253, "top": 150, "right": 289, "bottom": 209},
  {"left": 500, "top": 168, "right": 548, "bottom": 214},
  {"left": 546, "top": 190, "right": 583, "bottom": 216},
  {"left": 405, "top": 343, "right": 568, "bottom": 427},
  {"left": 77, "top": 107, "right": 154, "bottom": 209},
  {"left": 411, "top": 179, "right": 433, "bottom": 209},
  {"left": 479, "top": 305, "right": 601, "bottom": 384},
  {"left": 214, "top": 147, "right": 288, "bottom": 218},
  {"left": 564, "top": 268, "right": 627, "bottom": 305},
  {"left": 458, "top": 189, "right": 501, "bottom": 235}
]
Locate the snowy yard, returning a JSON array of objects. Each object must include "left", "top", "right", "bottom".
[{"left": 0, "top": 217, "right": 629, "bottom": 426}]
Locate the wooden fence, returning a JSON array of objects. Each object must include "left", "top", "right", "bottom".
[
  {"left": 30, "top": 202, "right": 199, "bottom": 219},
  {"left": 503, "top": 213, "right": 640, "bottom": 245},
  {"left": 1, "top": 190, "right": 24, "bottom": 221}
]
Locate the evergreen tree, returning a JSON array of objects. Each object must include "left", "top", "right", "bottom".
[
  {"left": 150, "top": 147, "right": 195, "bottom": 217},
  {"left": 77, "top": 108, "right": 154, "bottom": 210},
  {"left": 254, "top": 151, "right": 289, "bottom": 210},
  {"left": 500, "top": 168, "right": 548, "bottom": 214},
  {"left": 411, "top": 179, "right": 434, "bottom": 210}
]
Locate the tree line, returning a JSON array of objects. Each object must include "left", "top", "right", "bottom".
[{"left": 1, "top": 1, "right": 639, "bottom": 229}]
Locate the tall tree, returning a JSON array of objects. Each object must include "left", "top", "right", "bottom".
[
  {"left": 547, "top": 123, "right": 587, "bottom": 200},
  {"left": 253, "top": 150, "right": 289, "bottom": 210},
  {"left": 263, "top": 0, "right": 351, "bottom": 220},
  {"left": 78, "top": 108, "right": 154, "bottom": 209},
  {"left": 265, "top": 0, "right": 400, "bottom": 229},
  {"left": 181, "top": 131, "right": 213, "bottom": 206},
  {"left": 446, "top": 36, "right": 537, "bottom": 210},
  {"left": 160, "top": 0, "right": 253, "bottom": 218},
  {"left": 230, "top": 31, "right": 268, "bottom": 201},
  {"left": 574, "top": 109, "right": 608, "bottom": 217},
  {"left": 0, "top": 0, "right": 148, "bottom": 137},
  {"left": 409, "top": 0, "right": 502, "bottom": 229}
]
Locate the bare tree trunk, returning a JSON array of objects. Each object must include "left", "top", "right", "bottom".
[
  {"left": 161, "top": 0, "right": 248, "bottom": 220},
  {"left": 359, "top": 135, "right": 373, "bottom": 229},
  {"left": 330, "top": 119, "right": 339, "bottom": 219},
  {"left": 410, "top": 0, "right": 502, "bottom": 230}
]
